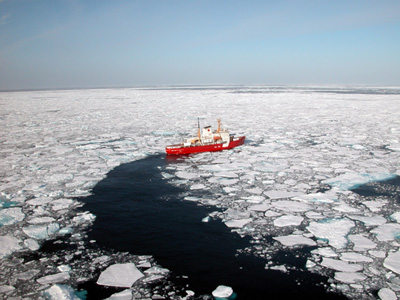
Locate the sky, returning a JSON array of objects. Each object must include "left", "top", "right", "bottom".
[{"left": 0, "top": 0, "right": 400, "bottom": 90}]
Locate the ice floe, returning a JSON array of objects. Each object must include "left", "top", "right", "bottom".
[
  {"left": 307, "top": 219, "right": 355, "bottom": 249},
  {"left": 0, "top": 235, "right": 21, "bottom": 258},
  {"left": 273, "top": 234, "right": 316, "bottom": 247},
  {"left": 97, "top": 263, "right": 144, "bottom": 288}
]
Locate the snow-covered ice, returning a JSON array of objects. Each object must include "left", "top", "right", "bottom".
[
  {"left": 97, "top": 263, "right": 144, "bottom": 288},
  {"left": 1, "top": 86, "right": 400, "bottom": 300},
  {"left": 212, "top": 285, "right": 234, "bottom": 298}
]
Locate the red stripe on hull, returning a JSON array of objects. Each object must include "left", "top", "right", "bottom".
[{"left": 166, "top": 136, "right": 245, "bottom": 155}]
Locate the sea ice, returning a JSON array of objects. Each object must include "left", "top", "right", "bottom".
[
  {"left": 97, "top": 263, "right": 144, "bottom": 288},
  {"left": 334, "top": 272, "right": 367, "bottom": 283},
  {"left": 320, "top": 258, "right": 363, "bottom": 272},
  {"left": 0, "top": 235, "right": 22, "bottom": 258},
  {"left": 307, "top": 218, "right": 355, "bottom": 249},
  {"left": 340, "top": 252, "right": 373, "bottom": 263},
  {"left": 225, "top": 218, "right": 252, "bottom": 228},
  {"left": 371, "top": 223, "right": 400, "bottom": 241},
  {"left": 264, "top": 191, "right": 300, "bottom": 199},
  {"left": 271, "top": 200, "right": 312, "bottom": 213},
  {"left": 349, "top": 215, "right": 387, "bottom": 226},
  {"left": 378, "top": 288, "right": 397, "bottom": 300},
  {"left": 273, "top": 215, "right": 304, "bottom": 227},
  {"left": 323, "top": 173, "right": 395, "bottom": 190},
  {"left": 212, "top": 285, "right": 233, "bottom": 298},
  {"left": 37, "top": 272, "right": 70, "bottom": 284},
  {"left": 273, "top": 234, "right": 316, "bottom": 247},
  {"left": 42, "top": 284, "right": 81, "bottom": 300},
  {"left": 22, "top": 223, "right": 60, "bottom": 240},
  {"left": 311, "top": 247, "right": 339, "bottom": 257},
  {"left": 383, "top": 250, "right": 400, "bottom": 275},
  {"left": 390, "top": 212, "right": 400, "bottom": 223},
  {"left": 107, "top": 289, "right": 132, "bottom": 300},
  {"left": 348, "top": 234, "right": 377, "bottom": 251},
  {"left": 0, "top": 207, "right": 25, "bottom": 225}
]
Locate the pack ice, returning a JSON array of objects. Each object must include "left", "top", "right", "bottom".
[{"left": 1, "top": 86, "right": 400, "bottom": 299}]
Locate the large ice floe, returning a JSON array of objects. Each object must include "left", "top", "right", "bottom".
[{"left": 1, "top": 86, "right": 400, "bottom": 299}]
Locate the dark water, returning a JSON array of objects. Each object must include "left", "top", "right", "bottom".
[
  {"left": 79, "top": 154, "right": 348, "bottom": 299},
  {"left": 351, "top": 175, "right": 400, "bottom": 201}
]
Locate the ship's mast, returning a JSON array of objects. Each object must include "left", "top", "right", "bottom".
[
  {"left": 217, "top": 118, "right": 221, "bottom": 133},
  {"left": 197, "top": 118, "right": 201, "bottom": 139}
]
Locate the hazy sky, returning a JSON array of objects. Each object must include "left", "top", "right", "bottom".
[{"left": 1, "top": 0, "right": 400, "bottom": 90}]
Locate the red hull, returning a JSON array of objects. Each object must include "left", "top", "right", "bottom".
[{"left": 166, "top": 136, "right": 245, "bottom": 155}]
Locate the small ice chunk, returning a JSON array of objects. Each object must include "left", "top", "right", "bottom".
[
  {"left": 202, "top": 216, "right": 211, "bottom": 222},
  {"left": 384, "top": 250, "right": 400, "bottom": 275},
  {"left": 264, "top": 191, "right": 300, "bottom": 199},
  {"left": 340, "top": 252, "right": 373, "bottom": 263},
  {"left": 224, "top": 208, "right": 251, "bottom": 219},
  {"left": 307, "top": 218, "right": 355, "bottom": 249},
  {"left": 72, "top": 212, "right": 96, "bottom": 224},
  {"left": 371, "top": 223, "right": 400, "bottom": 241},
  {"left": 264, "top": 210, "right": 281, "bottom": 217},
  {"left": 23, "top": 223, "right": 60, "bottom": 240},
  {"left": 321, "top": 258, "right": 363, "bottom": 272},
  {"left": 249, "top": 202, "right": 271, "bottom": 211},
  {"left": 369, "top": 250, "right": 386, "bottom": 258},
  {"left": 272, "top": 200, "right": 312, "bottom": 212},
  {"left": 311, "top": 247, "right": 338, "bottom": 257},
  {"left": 51, "top": 198, "right": 74, "bottom": 211},
  {"left": 269, "top": 265, "right": 288, "bottom": 273},
  {"left": 190, "top": 184, "right": 206, "bottom": 190},
  {"left": 273, "top": 215, "right": 303, "bottom": 227},
  {"left": 390, "top": 212, "right": 400, "bottom": 223},
  {"left": 43, "top": 284, "right": 80, "bottom": 300},
  {"left": 37, "top": 272, "right": 70, "bottom": 284},
  {"left": 144, "top": 266, "right": 169, "bottom": 275},
  {"left": 273, "top": 235, "right": 316, "bottom": 247},
  {"left": 378, "top": 288, "right": 397, "bottom": 300},
  {"left": 348, "top": 234, "right": 377, "bottom": 251},
  {"left": 0, "top": 235, "right": 22, "bottom": 258},
  {"left": 212, "top": 285, "right": 233, "bottom": 298},
  {"left": 349, "top": 215, "right": 387, "bottom": 226},
  {"left": 225, "top": 218, "right": 252, "bottom": 228},
  {"left": 107, "top": 289, "right": 132, "bottom": 300},
  {"left": 24, "top": 238, "right": 40, "bottom": 251},
  {"left": 334, "top": 272, "right": 367, "bottom": 283},
  {"left": 176, "top": 171, "right": 197, "bottom": 180},
  {"left": 97, "top": 263, "right": 144, "bottom": 288},
  {"left": 28, "top": 216, "right": 56, "bottom": 224}
]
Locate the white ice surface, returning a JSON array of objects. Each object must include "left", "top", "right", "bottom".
[
  {"left": 383, "top": 250, "right": 400, "bottom": 275},
  {"left": 1, "top": 87, "right": 400, "bottom": 300},
  {"left": 212, "top": 285, "right": 233, "bottom": 298},
  {"left": 43, "top": 284, "right": 81, "bottom": 300},
  {"left": 273, "top": 215, "right": 304, "bottom": 227},
  {"left": 320, "top": 258, "right": 363, "bottom": 273},
  {"left": 97, "top": 263, "right": 144, "bottom": 288},
  {"left": 107, "top": 289, "right": 133, "bottom": 300},
  {"left": 273, "top": 234, "right": 316, "bottom": 247},
  {"left": 0, "top": 235, "right": 21, "bottom": 258},
  {"left": 307, "top": 219, "right": 355, "bottom": 249},
  {"left": 37, "top": 272, "right": 70, "bottom": 284},
  {"left": 378, "top": 288, "right": 397, "bottom": 300}
]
